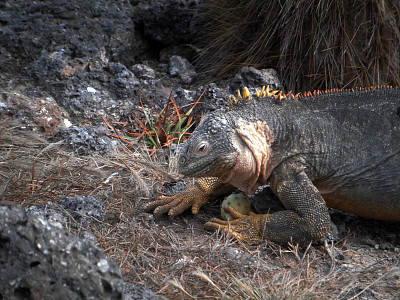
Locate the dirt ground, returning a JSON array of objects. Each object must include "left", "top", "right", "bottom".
[{"left": 1, "top": 121, "right": 399, "bottom": 300}]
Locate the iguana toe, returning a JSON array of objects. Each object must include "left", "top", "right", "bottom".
[
  {"left": 146, "top": 178, "right": 233, "bottom": 217},
  {"left": 145, "top": 187, "right": 210, "bottom": 216},
  {"left": 145, "top": 195, "right": 192, "bottom": 216},
  {"left": 222, "top": 204, "right": 248, "bottom": 219},
  {"left": 144, "top": 196, "right": 174, "bottom": 213},
  {"left": 204, "top": 205, "right": 270, "bottom": 242}
]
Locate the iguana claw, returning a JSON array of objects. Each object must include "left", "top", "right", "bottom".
[
  {"left": 145, "top": 177, "right": 235, "bottom": 217},
  {"left": 204, "top": 205, "right": 270, "bottom": 242},
  {"left": 145, "top": 191, "right": 209, "bottom": 216}
]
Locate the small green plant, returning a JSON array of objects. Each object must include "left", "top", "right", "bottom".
[{"left": 101, "top": 87, "right": 203, "bottom": 154}]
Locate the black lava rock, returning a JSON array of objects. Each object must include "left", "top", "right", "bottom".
[{"left": 0, "top": 205, "right": 124, "bottom": 300}]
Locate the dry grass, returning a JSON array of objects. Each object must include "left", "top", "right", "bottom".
[
  {"left": 0, "top": 120, "right": 168, "bottom": 205},
  {"left": 197, "top": 0, "right": 400, "bottom": 92},
  {"left": 1, "top": 120, "right": 399, "bottom": 299}
]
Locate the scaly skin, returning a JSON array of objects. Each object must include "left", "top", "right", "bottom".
[
  {"left": 145, "top": 177, "right": 234, "bottom": 216},
  {"left": 146, "top": 87, "right": 400, "bottom": 245}
]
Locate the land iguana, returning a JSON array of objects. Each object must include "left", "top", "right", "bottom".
[{"left": 146, "top": 86, "right": 400, "bottom": 245}]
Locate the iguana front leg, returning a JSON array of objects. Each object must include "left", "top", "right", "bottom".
[
  {"left": 145, "top": 177, "right": 236, "bottom": 216},
  {"left": 205, "top": 166, "right": 331, "bottom": 245}
]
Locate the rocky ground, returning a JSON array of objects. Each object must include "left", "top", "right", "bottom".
[{"left": 0, "top": 0, "right": 399, "bottom": 299}]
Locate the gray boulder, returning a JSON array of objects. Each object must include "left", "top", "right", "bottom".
[{"left": 0, "top": 205, "right": 124, "bottom": 299}]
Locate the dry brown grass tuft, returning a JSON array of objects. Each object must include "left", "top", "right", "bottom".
[
  {"left": 1, "top": 120, "right": 399, "bottom": 299},
  {"left": 197, "top": 0, "right": 400, "bottom": 92},
  {"left": 0, "top": 120, "right": 167, "bottom": 206}
]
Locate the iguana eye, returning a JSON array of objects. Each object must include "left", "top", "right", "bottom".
[
  {"left": 179, "top": 156, "right": 186, "bottom": 165},
  {"left": 195, "top": 141, "right": 209, "bottom": 154}
]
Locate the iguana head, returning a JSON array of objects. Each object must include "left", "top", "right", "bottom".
[
  {"left": 178, "top": 110, "right": 238, "bottom": 178},
  {"left": 178, "top": 109, "right": 276, "bottom": 194}
]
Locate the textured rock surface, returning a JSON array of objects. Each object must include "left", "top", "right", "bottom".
[
  {"left": 59, "top": 195, "right": 106, "bottom": 224},
  {"left": 0, "top": 91, "right": 69, "bottom": 136},
  {"left": 133, "top": 0, "right": 202, "bottom": 46},
  {"left": 0, "top": 0, "right": 138, "bottom": 67},
  {"left": 169, "top": 55, "right": 197, "bottom": 84},
  {"left": 55, "top": 125, "right": 120, "bottom": 156},
  {"left": 0, "top": 205, "right": 124, "bottom": 299},
  {"left": 0, "top": 0, "right": 204, "bottom": 125},
  {"left": 123, "top": 282, "right": 159, "bottom": 300},
  {"left": 0, "top": 0, "right": 279, "bottom": 129},
  {"left": 228, "top": 67, "right": 283, "bottom": 94}
]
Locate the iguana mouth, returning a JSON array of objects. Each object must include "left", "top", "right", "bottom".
[{"left": 179, "top": 152, "right": 238, "bottom": 177}]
